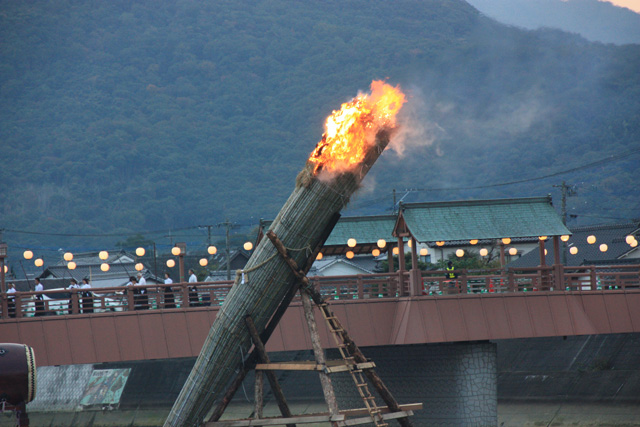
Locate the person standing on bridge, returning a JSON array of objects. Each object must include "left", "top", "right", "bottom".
[
  {"left": 7, "top": 282, "right": 16, "bottom": 318},
  {"left": 445, "top": 261, "right": 458, "bottom": 294},
  {"left": 68, "top": 278, "right": 80, "bottom": 314},
  {"left": 81, "top": 278, "right": 94, "bottom": 314},
  {"left": 34, "top": 278, "right": 45, "bottom": 316},
  {"left": 136, "top": 273, "right": 149, "bottom": 310},
  {"left": 188, "top": 269, "right": 199, "bottom": 307},
  {"left": 163, "top": 272, "right": 176, "bottom": 309}
]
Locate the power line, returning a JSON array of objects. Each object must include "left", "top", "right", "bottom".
[{"left": 405, "top": 146, "right": 640, "bottom": 193}]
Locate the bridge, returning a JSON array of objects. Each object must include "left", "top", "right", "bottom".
[{"left": 2, "top": 264, "right": 639, "bottom": 367}]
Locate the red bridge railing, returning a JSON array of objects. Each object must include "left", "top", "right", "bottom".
[{"left": 1, "top": 265, "right": 639, "bottom": 319}]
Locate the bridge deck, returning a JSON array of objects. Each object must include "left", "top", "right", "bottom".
[{"left": 1, "top": 265, "right": 639, "bottom": 366}]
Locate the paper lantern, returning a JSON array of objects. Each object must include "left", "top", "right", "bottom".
[
  {"left": 407, "top": 239, "right": 412, "bottom": 248},
  {"left": 570, "top": 246, "right": 578, "bottom": 255},
  {"left": 166, "top": 259, "right": 176, "bottom": 268},
  {"left": 136, "top": 247, "right": 146, "bottom": 257},
  {"left": 419, "top": 248, "right": 428, "bottom": 256},
  {"left": 208, "top": 245, "right": 217, "bottom": 255},
  {"left": 392, "top": 247, "right": 399, "bottom": 255},
  {"left": 625, "top": 235, "right": 634, "bottom": 245},
  {"left": 469, "top": 239, "right": 478, "bottom": 245},
  {"left": 539, "top": 236, "right": 547, "bottom": 241},
  {"left": 34, "top": 258, "right": 44, "bottom": 267},
  {"left": 316, "top": 252, "right": 323, "bottom": 260},
  {"left": 561, "top": 235, "right": 570, "bottom": 242},
  {"left": 99, "top": 250, "right": 109, "bottom": 260},
  {"left": 509, "top": 247, "right": 517, "bottom": 256},
  {"left": 63, "top": 252, "right": 73, "bottom": 261},
  {"left": 599, "top": 244, "right": 608, "bottom": 252},
  {"left": 243, "top": 242, "right": 254, "bottom": 251},
  {"left": 544, "top": 249, "right": 548, "bottom": 256},
  {"left": 171, "top": 247, "right": 181, "bottom": 256},
  {"left": 100, "top": 263, "right": 110, "bottom": 272},
  {"left": 372, "top": 249, "right": 381, "bottom": 257},
  {"left": 23, "top": 250, "right": 33, "bottom": 260},
  {"left": 479, "top": 248, "right": 488, "bottom": 257},
  {"left": 502, "top": 238, "right": 511, "bottom": 245},
  {"left": 199, "top": 258, "right": 208, "bottom": 266},
  {"left": 347, "top": 238, "right": 357, "bottom": 248},
  {"left": 587, "top": 235, "right": 596, "bottom": 244},
  {"left": 135, "top": 263, "right": 144, "bottom": 271},
  {"left": 377, "top": 239, "right": 386, "bottom": 248},
  {"left": 3, "top": 265, "right": 8, "bottom": 273},
  {"left": 455, "top": 249, "right": 464, "bottom": 257},
  {"left": 630, "top": 239, "right": 638, "bottom": 248},
  {"left": 67, "top": 261, "right": 77, "bottom": 270},
  {"left": 346, "top": 250, "right": 354, "bottom": 259},
  {"left": 436, "top": 241, "right": 445, "bottom": 247}
]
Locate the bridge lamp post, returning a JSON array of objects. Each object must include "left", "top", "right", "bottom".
[
  {"left": 173, "top": 243, "right": 187, "bottom": 282},
  {"left": 0, "top": 243, "right": 7, "bottom": 294}
]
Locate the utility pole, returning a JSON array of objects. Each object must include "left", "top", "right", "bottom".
[
  {"left": 553, "top": 181, "right": 577, "bottom": 226},
  {"left": 217, "top": 220, "right": 237, "bottom": 280},
  {"left": 198, "top": 224, "right": 214, "bottom": 247},
  {"left": 553, "top": 181, "right": 577, "bottom": 265}
]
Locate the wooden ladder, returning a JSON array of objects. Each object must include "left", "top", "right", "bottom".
[{"left": 319, "top": 302, "right": 387, "bottom": 427}]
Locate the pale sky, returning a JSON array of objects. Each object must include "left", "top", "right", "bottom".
[{"left": 603, "top": 0, "right": 640, "bottom": 13}]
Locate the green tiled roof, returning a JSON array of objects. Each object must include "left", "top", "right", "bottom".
[
  {"left": 399, "top": 196, "right": 570, "bottom": 242},
  {"left": 324, "top": 214, "right": 397, "bottom": 246}
]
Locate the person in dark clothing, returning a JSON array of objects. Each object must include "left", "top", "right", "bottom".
[
  {"left": 444, "top": 261, "right": 458, "bottom": 294},
  {"left": 81, "top": 278, "right": 94, "bottom": 313}
]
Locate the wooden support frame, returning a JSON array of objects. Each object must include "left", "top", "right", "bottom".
[
  {"left": 207, "top": 214, "right": 341, "bottom": 423},
  {"left": 266, "top": 231, "right": 415, "bottom": 427},
  {"left": 204, "top": 405, "right": 422, "bottom": 426},
  {"left": 245, "top": 315, "right": 295, "bottom": 427}
]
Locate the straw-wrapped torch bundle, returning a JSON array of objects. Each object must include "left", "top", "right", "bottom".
[{"left": 165, "top": 81, "right": 406, "bottom": 426}]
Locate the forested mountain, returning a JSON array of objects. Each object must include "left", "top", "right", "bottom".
[
  {"left": 467, "top": 0, "right": 640, "bottom": 45},
  {"left": 1, "top": 0, "right": 639, "bottom": 258}
]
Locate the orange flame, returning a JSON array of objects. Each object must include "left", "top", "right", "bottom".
[{"left": 308, "top": 80, "right": 406, "bottom": 175}]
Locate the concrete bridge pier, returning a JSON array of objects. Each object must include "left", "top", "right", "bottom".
[{"left": 330, "top": 342, "right": 497, "bottom": 426}]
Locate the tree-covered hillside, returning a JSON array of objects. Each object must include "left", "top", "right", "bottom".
[{"left": 1, "top": 0, "right": 639, "bottom": 257}]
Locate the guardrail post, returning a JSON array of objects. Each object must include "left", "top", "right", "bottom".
[
  {"left": 409, "top": 269, "right": 422, "bottom": 296},
  {"left": 181, "top": 283, "right": 190, "bottom": 308},
  {"left": 1, "top": 294, "right": 7, "bottom": 319},
  {"left": 15, "top": 294, "right": 22, "bottom": 318},
  {"left": 460, "top": 269, "right": 468, "bottom": 294},
  {"left": 508, "top": 270, "right": 516, "bottom": 292},
  {"left": 590, "top": 266, "right": 597, "bottom": 291},
  {"left": 70, "top": 291, "right": 80, "bottom": 314}
]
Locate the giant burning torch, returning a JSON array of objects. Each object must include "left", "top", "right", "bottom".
[{"left": 165, "top": 81, "right": 406, "bottom": 426}]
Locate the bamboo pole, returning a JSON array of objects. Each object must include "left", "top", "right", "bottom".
[
  {"left": 207, "top": 213, "right": 339, "bottom": 423},
  {"left": 165, "top": 131, "right": 392, "bottom": 427}
]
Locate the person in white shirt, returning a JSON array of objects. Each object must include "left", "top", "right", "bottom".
[
  {"left": 188, "top": 269, "right": 199, "bottom": 307},
  {"left": 163, "top": 272, "right": 175, "bottom": 308},
  {"left": 7, "top": 282, "right": 16, "bottom": 318},
  {"left": 81, "top": 278, "right": 93, "bottom": 314},
  {"left": 135, "top": 273, "right": 148, "bottom": 310},
  {"left": 34, "top": 278, "right": 45, "bottom": 316}
]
